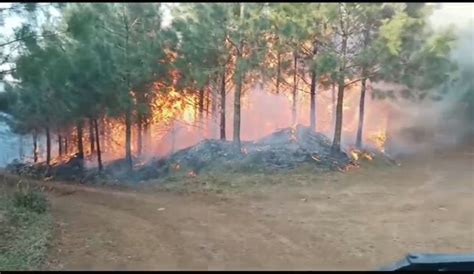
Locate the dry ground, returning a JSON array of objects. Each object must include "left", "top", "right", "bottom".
[{"left": 35, "top": 145, "right": 474, "bottom": 270}]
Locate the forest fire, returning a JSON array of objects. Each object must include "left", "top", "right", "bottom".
[{"left": 31, "top": 78, "right": 392, "bottom": 171}]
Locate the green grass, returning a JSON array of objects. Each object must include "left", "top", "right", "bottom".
[
  {"left": 140, "top": 155, "right": 397, "bottom": 195},
  {"left": 0, "top": 186, "right": 53, "bottom": 271}
]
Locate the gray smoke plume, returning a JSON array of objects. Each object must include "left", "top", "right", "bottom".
[{"left": 383, "top": 8, "right": 474, "bottom": 157}]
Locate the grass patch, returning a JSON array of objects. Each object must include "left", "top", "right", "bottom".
[
  {"left": 0, "top": 185, "right": 53, "bottom": 271},
  {"left": 143, "top": 164, "right": 340, "bottom": 194}
]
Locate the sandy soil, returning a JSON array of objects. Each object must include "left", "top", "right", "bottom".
[{"left": 42, "top": 145, "right": 474, "bottom": 270}]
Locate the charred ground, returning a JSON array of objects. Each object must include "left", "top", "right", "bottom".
[{"left": 7, "top": 126, "right": 382, "bottom": 185}]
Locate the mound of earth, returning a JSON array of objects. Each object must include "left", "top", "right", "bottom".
[{"left": 134, "top": 125, "right": 352, "bottom": 181}]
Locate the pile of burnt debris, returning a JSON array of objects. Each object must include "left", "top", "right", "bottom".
[
  {"left": 6, "top": 125, "right": 365, "bottom": 184},
  {"left": 6, "top": 153, "right": 91, "bottom": 182},
  {"left": 134, "top": 125, "right": 352, "bottom": 181}
]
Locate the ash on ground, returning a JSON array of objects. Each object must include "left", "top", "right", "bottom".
[
  {"left": 6, "top": 125, "right": 356, "bottom": 184},
  {"left": 134, "top": 125, "right": 352, "bottom": 181}
]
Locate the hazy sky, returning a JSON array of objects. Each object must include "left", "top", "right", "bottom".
[{"left": 429, "top": 2, "right": 474, "bottom": 28}]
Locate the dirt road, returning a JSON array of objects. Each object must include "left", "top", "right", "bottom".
[{"left": 44, "top": 147, "right": 474, "bottom": 270}]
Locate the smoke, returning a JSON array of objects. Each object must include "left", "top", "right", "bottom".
[
  {"left": 143, "top": 79, "right": 390, "bottom": 161},
  {"left": 381, "top": 5, "right": 474, "bottom": 157}
]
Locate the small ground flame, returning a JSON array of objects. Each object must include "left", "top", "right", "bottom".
[
  {"left": 349, "top": 148, "right": 374, "bottom": 162},
  {"left": 290, "top": 124, "right": 297, "bottom": 143},
  {"left": 369, "top": 131, "right": 387, "bottom": 153},
  {"left": 172, "top": 163, "right": 181, "bottom": 172}
]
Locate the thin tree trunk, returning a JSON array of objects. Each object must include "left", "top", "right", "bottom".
[
  {"left": 198, "top": 87, "right": 205, "bottom": 121},
  {"left": 331, "top": 18, "right": 348, "bottom": 153},
  {"left": 276, "top": 50, "right": 281, "bottom": 94},
  {"left": 143, "top": 119, "right": 150, "bottom": 153},
  {"left": 355, "top": 27, "right": 371, "bottom": 149},
  {"left": 332, "top": 76, "right": 346, "bottom": 152},
  {"left": 125, "top": 107, "right": 132, "bottom": 170},
  {"left": 309, "top": 71, "right": 317, "bottom": 131},
  {"left": 76, "top": 120, "right": 84, "bottom": 159},
  {"left": 355, "top": 77, "right": 367, "bottom": 148},
  {"left": 124, "top": 9, "right": 132, "bottom": 171},
  {"left": 292, "top": 50, "right": 298, "bottom": 126},
  {"left": 233, "top": 61, "right": 243, "bottom": 152},
  {"left": 58, "top": 132, "right": 62, "bottom": 157},
  {"left": 220, "top": 70, "right": 226, "bottom": 140},
  {"left": 211, "top": 79, "right": 218, "bottom": 139},
  {"left": 100, "top": 117, "right": 106, "bottom": 154},
  {"left": 64, "top": 135, "right": 68, "bottom": 155},
  {"left": 194, "top": 96, "right": 198, "bottom": 123},
  {"left": 331, "top": 82, "right": 336, "bottom": 135},
  {"left": 309, "top": 43, "right": 318, "bottom": 131},
  {"left": 137, "top": 113, "right": 143, "bottom": 157},
  {"left": 33, "top": 129, "right": 38, "bottom": 163},
  {"left": 89, "top": 118, "right": 95, "bottom": 155},
  {"left": 233, "top": 3, "right": 244, "bottom": 153},
  {"left": 93, "top": 118, "right": 103, "bottom": 171},
  {"left": 45, "top": 126, "right": 51, "bottom": 165},
  {"left": 205, "top": 88, "right": 210, "bottom": 119}
]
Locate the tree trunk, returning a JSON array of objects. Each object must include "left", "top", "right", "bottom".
[
  {"left": 205, "top": 88, "right": 210, "bottom": 119},
  {"left": 309, "top": 70, "right": 317, "bottom": 131},
  {"left": 331, "top": 82, "right": 337, "bottom": 135},
  {"left": 276, "top": 50, "right": 281, "bottom": 94},
  {"left": 64, "top": 135, "right": 68, "bottom": 155},
  {"left": 292, "top": 50, "right": 298, "bottom": 125},
  {"left": 76, "top": 120, "right": 84, "bottom": 159},
  {"left": 124, "top": 10, "right": 132, "bottom": 171},
  {"left": 89, "top": 118, "right": 95, "bottom": 155},
  {"left": 210, "top": 78, "right": 218, "bottom": 139},
  {"left": 332, "top": 77, "right": 346, "bottom": 152},
  {"left": 355, "top": 27, "right": 371, "bottom": 149},
  {"left": 45, "top": 126, "right": 51, "bottom": 165},
  {"left": 309, "top": 43, "right": 318, "bottom": 131},
  {"left": 33, "top": 129, "right": 38, "bottom": 163},
  {"left": 233, "top": 3, "right": 244, "bottom": 153},
  {"left": 93, "top": 118, "right": 103, "bottom": 171},
  {"left": 331, "top": 27, "right": 348, "bottom": 152},
  {"left": 100, "top": 117, "right": 106, "bottom": 154},
  {"left": 143, "top": 119, "right": 150, "bottom": 153},
  {"left": 198, "top": 87, "right": 205, "bottom": 121},
  {"left": 137, "top": 113, "right": 143, "bottom": 157},
  {"left": 233, "top": 61, "right": 243, "bottom": 152},
  {"left": 355, "top": 77, "right": 367, "bottom": 148},
  {"left": 125, "top": 107, "right": 132, "bottom": 171},
  {"left": 220, "top": 70, "right": 226, "bottom": 140},
  {"left": 58, "top": 132, "right": 62, "bottom": 157}
]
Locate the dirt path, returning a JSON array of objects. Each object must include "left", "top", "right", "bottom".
[{"left": 44, "top": 147, "right": 474, "bottom": 270}]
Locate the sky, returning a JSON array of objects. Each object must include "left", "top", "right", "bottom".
[{"left": 429, "top": 2, "right": 474, "bottom": 29}]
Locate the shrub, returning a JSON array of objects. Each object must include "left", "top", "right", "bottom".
[{"left": 12, "top": 190, "right": 48, "bottom": 214}]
